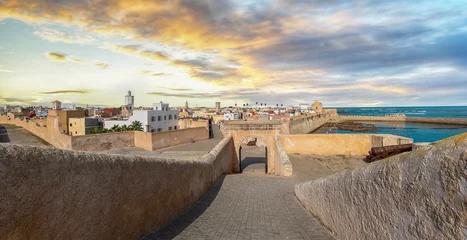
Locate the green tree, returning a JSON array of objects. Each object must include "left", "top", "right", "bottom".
[
  {"left": 120, "top": 124, "right": 129, "bottom": 132},
  {"left": 130, "top": 121, "right": 143, "bottom": 131},
  {"left": 111, "top": 125, "right": 121, "bottom": 132}
]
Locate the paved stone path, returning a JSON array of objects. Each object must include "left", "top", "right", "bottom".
[{"left": 143, "top": 174, "right": 334, "bottom": 240}]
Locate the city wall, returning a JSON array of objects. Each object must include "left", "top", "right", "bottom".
[
  {"left": 280, "top": 134, "right": 412, "bottom": 155},
  {"left": 137, "top": 127, "right": 209, "bottom": 151},
  {"left": 0, "top": 137, "right": 234, "bottom": 239},
  {"left": 295, "top": 133, "right": 467, "bottom": 240},
  {"left": 339, "top": 115, "right": 467, "bottom": 125},
  {"left": 0, "top": 115, "right": 209, "bottom": 152},
  {"left": 288, "top": 109, "right": 338, "bottom": 134},
  {"left": 178, "top": 118, "right": 209, "bottom": 130}
]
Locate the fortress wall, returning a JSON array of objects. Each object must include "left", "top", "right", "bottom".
[
  {"left": 295, "top": 133, "right": 467, "bottom": 240},
  {"left": 0, "top": 115, "right": 73, "bottom": 149},
  {"left": 150, "top": 126, "right": 209, "bottom": 151},
  {"left": 288, "top": 109, "right": 338, "bottom": 134},
  {"left": 280, "top": 134, "right": 412, "bottom": 155},
  {"left": 339, "top": 115, "right": 467, "bottom": 125},
  {"left": 71, "top": 131, "right": 135, "bottom": 151},
  {"left": 0, "top": 138, "right": 234, "bottom": 239}
]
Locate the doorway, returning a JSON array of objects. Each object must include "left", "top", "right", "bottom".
[{"left": 239, "top": 145, "right": 268, "bottom": 173}]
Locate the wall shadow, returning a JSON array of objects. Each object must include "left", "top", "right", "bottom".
[
  {"left": 241, "top": 156, "right": 266, "bottom": 171},
  {"left": 141, "top": 174, "right": 226, "bottom": 240},
  {"left": 0, "top": 125, "right": 11, "bottom": 143}
]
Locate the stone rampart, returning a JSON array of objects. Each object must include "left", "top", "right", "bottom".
[
  {"left": 339, "top": 115, "right": 467, "bottom": 125},
  {"left": 295, "top": 133, "right": 467, "bottom": 240},
  {"left": 288, "top": 109, "right": 338, "bottom": 134},
  {"left": 72, "top": 131, "right": 135, "bottom": 151},
  {"left": 280, "top": 134, "right": 412, "bottom": 155},
  {"left": 0, "top": 137, "right": 234, "bottom": 239},
  {"left": 0, "top": 115, "right": 209, "bottom": 152}
]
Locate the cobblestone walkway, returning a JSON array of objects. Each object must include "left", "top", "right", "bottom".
[{"left": 143, "top": 174, "right": 334, "bottom": 240}]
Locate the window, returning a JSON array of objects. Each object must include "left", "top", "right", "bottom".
[
  {"left": 155, "top": 107, "right": 158, "bottom": 110},
  {"left": 174, "top": 126, "right": 177, "bottom": 130},
  {"left": 169, "top": 115, "right": 172, "bottom": 120},
  {"left": 164, "top": 116, "right": 166, "bottom": 120},
  {"left": 168, "top": 126, "right": 173, "bottom": 130},
  {"left": 151, "top": 116, "right": 155, "bottom": 122},
  {"left": 151, "top": 129, "right": 155, "bottom": 132},
  {"left": 69, "top": 123, "right": 72, "bottom": 127},
  {"left": 157, "top": 128, "right": 162, "bottom": 132},
  {"left": 158, "top": 116, "right": 161, "bottom": 121},
  {"left": 75, "top": 131, "right": 77, "bottom": 134},
  {"left": 174, "top": 115, "right": 177, "bottom": 119}
]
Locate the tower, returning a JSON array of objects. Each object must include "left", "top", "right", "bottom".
[
  {"left": 125, "top": 90, "right": 134, "bottom": 108},
  {"left": 185, "top": 101, "right": 189, "bottom": 109},
  {"left": 215, "top": 102, "right": 220, "bottom": 112},
  {"left": 52, "top": 100, "right": 61, "bottom": 110}
]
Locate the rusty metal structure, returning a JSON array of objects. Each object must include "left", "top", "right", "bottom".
[{"left": 365, "top": 144, "right": 412, "bottom": 162}]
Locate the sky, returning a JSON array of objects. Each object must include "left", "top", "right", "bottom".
[{"left": 0, "top": 0, "right": 466, "bottom": 108}]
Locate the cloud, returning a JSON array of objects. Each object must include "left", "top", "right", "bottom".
[
  {"left": 46, "top": 52, "right": 67, "bottom": 61},
  {"left": 139, "top": 70, "right": 170, "bottom": 76},
  {"left": 33, "top": 27, "right": 95, "bottom": 44},
  {"left": 39, "top": 90, "right": 94, "bottom": 94},
  {"left": 94, "top": 63, "right": 109, "bottom": 69},
  {"left": 45, "top": 52, "right": 109, "bottom": 68},
  {"left": 0, "top": 69, "right": 13, "bottom": 73}
]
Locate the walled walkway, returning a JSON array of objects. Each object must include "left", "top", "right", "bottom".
[{"left": 142, "top": 174, "right": 334, "bottom": 240}]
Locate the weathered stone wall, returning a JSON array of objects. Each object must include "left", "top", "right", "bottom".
[
  {"left": 0, "top": 137, "right": 234, "bottom": 239},
  {"left": 288, "top": 109, "right": 338, "bottom": 134},
  {"left": 339, "top": 115, "right": 467, "bottom": 125},
  {"left": 280, "top": 134, "right": 412, "bottom": 155},
  {"left": 295, "top": 133, "right": 467, "bottom": 240},
  {"left": 1, "top": 115, "right": 209, "bottom": 152},
  {"left": 151, "top": 127, "right": 209, "bottom": 151},
  {"left": 71, "top": 131, "right": 135, "bottom": 151}
]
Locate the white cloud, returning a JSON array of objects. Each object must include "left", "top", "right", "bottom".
[
  {"left": 33, "top": 27, "right": 96, "bottom": 45},
  {"left": 0, "top": 69, "right": 13, "bottom": 73}
]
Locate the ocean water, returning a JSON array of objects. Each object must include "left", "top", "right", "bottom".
[
  {"left": 315, "top": 106, "right": 467, "bottom": 142},
  {"left": 335, "top": 106, "right": 467, "bottom": 118}
]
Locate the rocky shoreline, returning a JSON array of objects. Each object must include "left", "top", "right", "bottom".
[{"left": 323, "top": 121, "right": 378, "bottom": 132}]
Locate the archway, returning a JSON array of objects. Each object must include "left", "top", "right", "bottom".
[{"left": 235, "top": 136, "right": 270, "bottom": 174}]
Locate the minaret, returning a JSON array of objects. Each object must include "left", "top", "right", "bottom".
[
  {"left": 125, "top": 90, "right": 134, "bottom": 108},
  {"left": 185, "top": 101, "right": 189, "bottom": 109}
]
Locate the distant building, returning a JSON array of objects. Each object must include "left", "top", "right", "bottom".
[
  {"left": 105, "top": 102, "right": 179, "bottom": 132},
  {"left": 48, "top": 108, "right": 87, "bottom": 134},
  {"left": 224, "top": 112, "right": 241, "bottom": 120},
  {"left": 103, "top": 108, "right": 121, "bottom": 117},
  {"left": 69, "top": 117, "right": 99, "bottom": 136},
  {"left": 185, "top": 101, "right": 189, "bottom": 109},
  {"left": 312, "top": 100, "right": 323, "bottom": 113},
  {"left": 52, "top": 100, "right": 61, "bottom": 110},
  {"left": 122, "top": 90, "right": 135, "bottom": 118}
]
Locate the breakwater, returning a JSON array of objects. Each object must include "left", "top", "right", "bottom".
[{"left": 338, "top": 115, "right": 467, "bottom": 125}]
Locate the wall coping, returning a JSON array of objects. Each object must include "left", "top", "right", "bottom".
[{"left": 275, "top": 135, "right": 293, "bottom": 177}]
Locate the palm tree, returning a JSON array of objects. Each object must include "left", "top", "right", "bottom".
[
  {"left": 120, "top": 124, "right": 129, "bottom": 132},
  {"left": 130, "top": 121, "right": 143, "bottom": 131},
  {"left": 111, "top": 125, "right": 121, "bottom": 132}
]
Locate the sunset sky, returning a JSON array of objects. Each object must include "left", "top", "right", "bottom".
[{"left": 0, "top": 0, "right": 466, "bottom": 107}]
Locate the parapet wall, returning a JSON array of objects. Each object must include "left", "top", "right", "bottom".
[
  {"left": 0, "top": 137, "right": 234, "bottom": 239},
  {"left": 288, "top": 109, "right": 338, "bottom": 134},
  {"left": 148, "top": 127, "right": 209, "bottom": 151},
  {"left": 280, "top": 134, "right": 412, "bottom": 155},
  {"left": 295, "top": 133, "right": 467, "bottom": 239},
  {"left": 339, "top": 115, "right": 467, "bottom": 125}
]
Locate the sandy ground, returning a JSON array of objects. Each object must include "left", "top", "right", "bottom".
[
  {"left": 0, "top": 124, "right": 51, "bottom": 147},
  {"left": 289, "top": 154, "right": 368, "bottom": 183}
]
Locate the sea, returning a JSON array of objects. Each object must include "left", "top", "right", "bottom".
[{"left": 313, "top": 106, "right": 467, "bottom": 142}]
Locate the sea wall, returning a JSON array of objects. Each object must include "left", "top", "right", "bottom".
[
  {"left": 0, "top": 137, "right": 234, "bottom": 239},
  {"left": 280, "top": 134, "right": 412, "bottom": 155},
  {"left": 295, "top": 133, "right": 467, "bottom": 240},
  {"left": 339, "top": 115, "right": 467, "bottom": 125},
  {"left": 289, "top": 109, "right": 338, "bottom": 134}
]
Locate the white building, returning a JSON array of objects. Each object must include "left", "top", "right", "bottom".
[
  {"left": 224, "top": 112, "right": 241, "bottom": 120},
  {"left": 104, "top": 102, "right": 179, "bottom": 132},
  {"left": 125, "top": 90, "right": 134, "bottom": 106}
]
